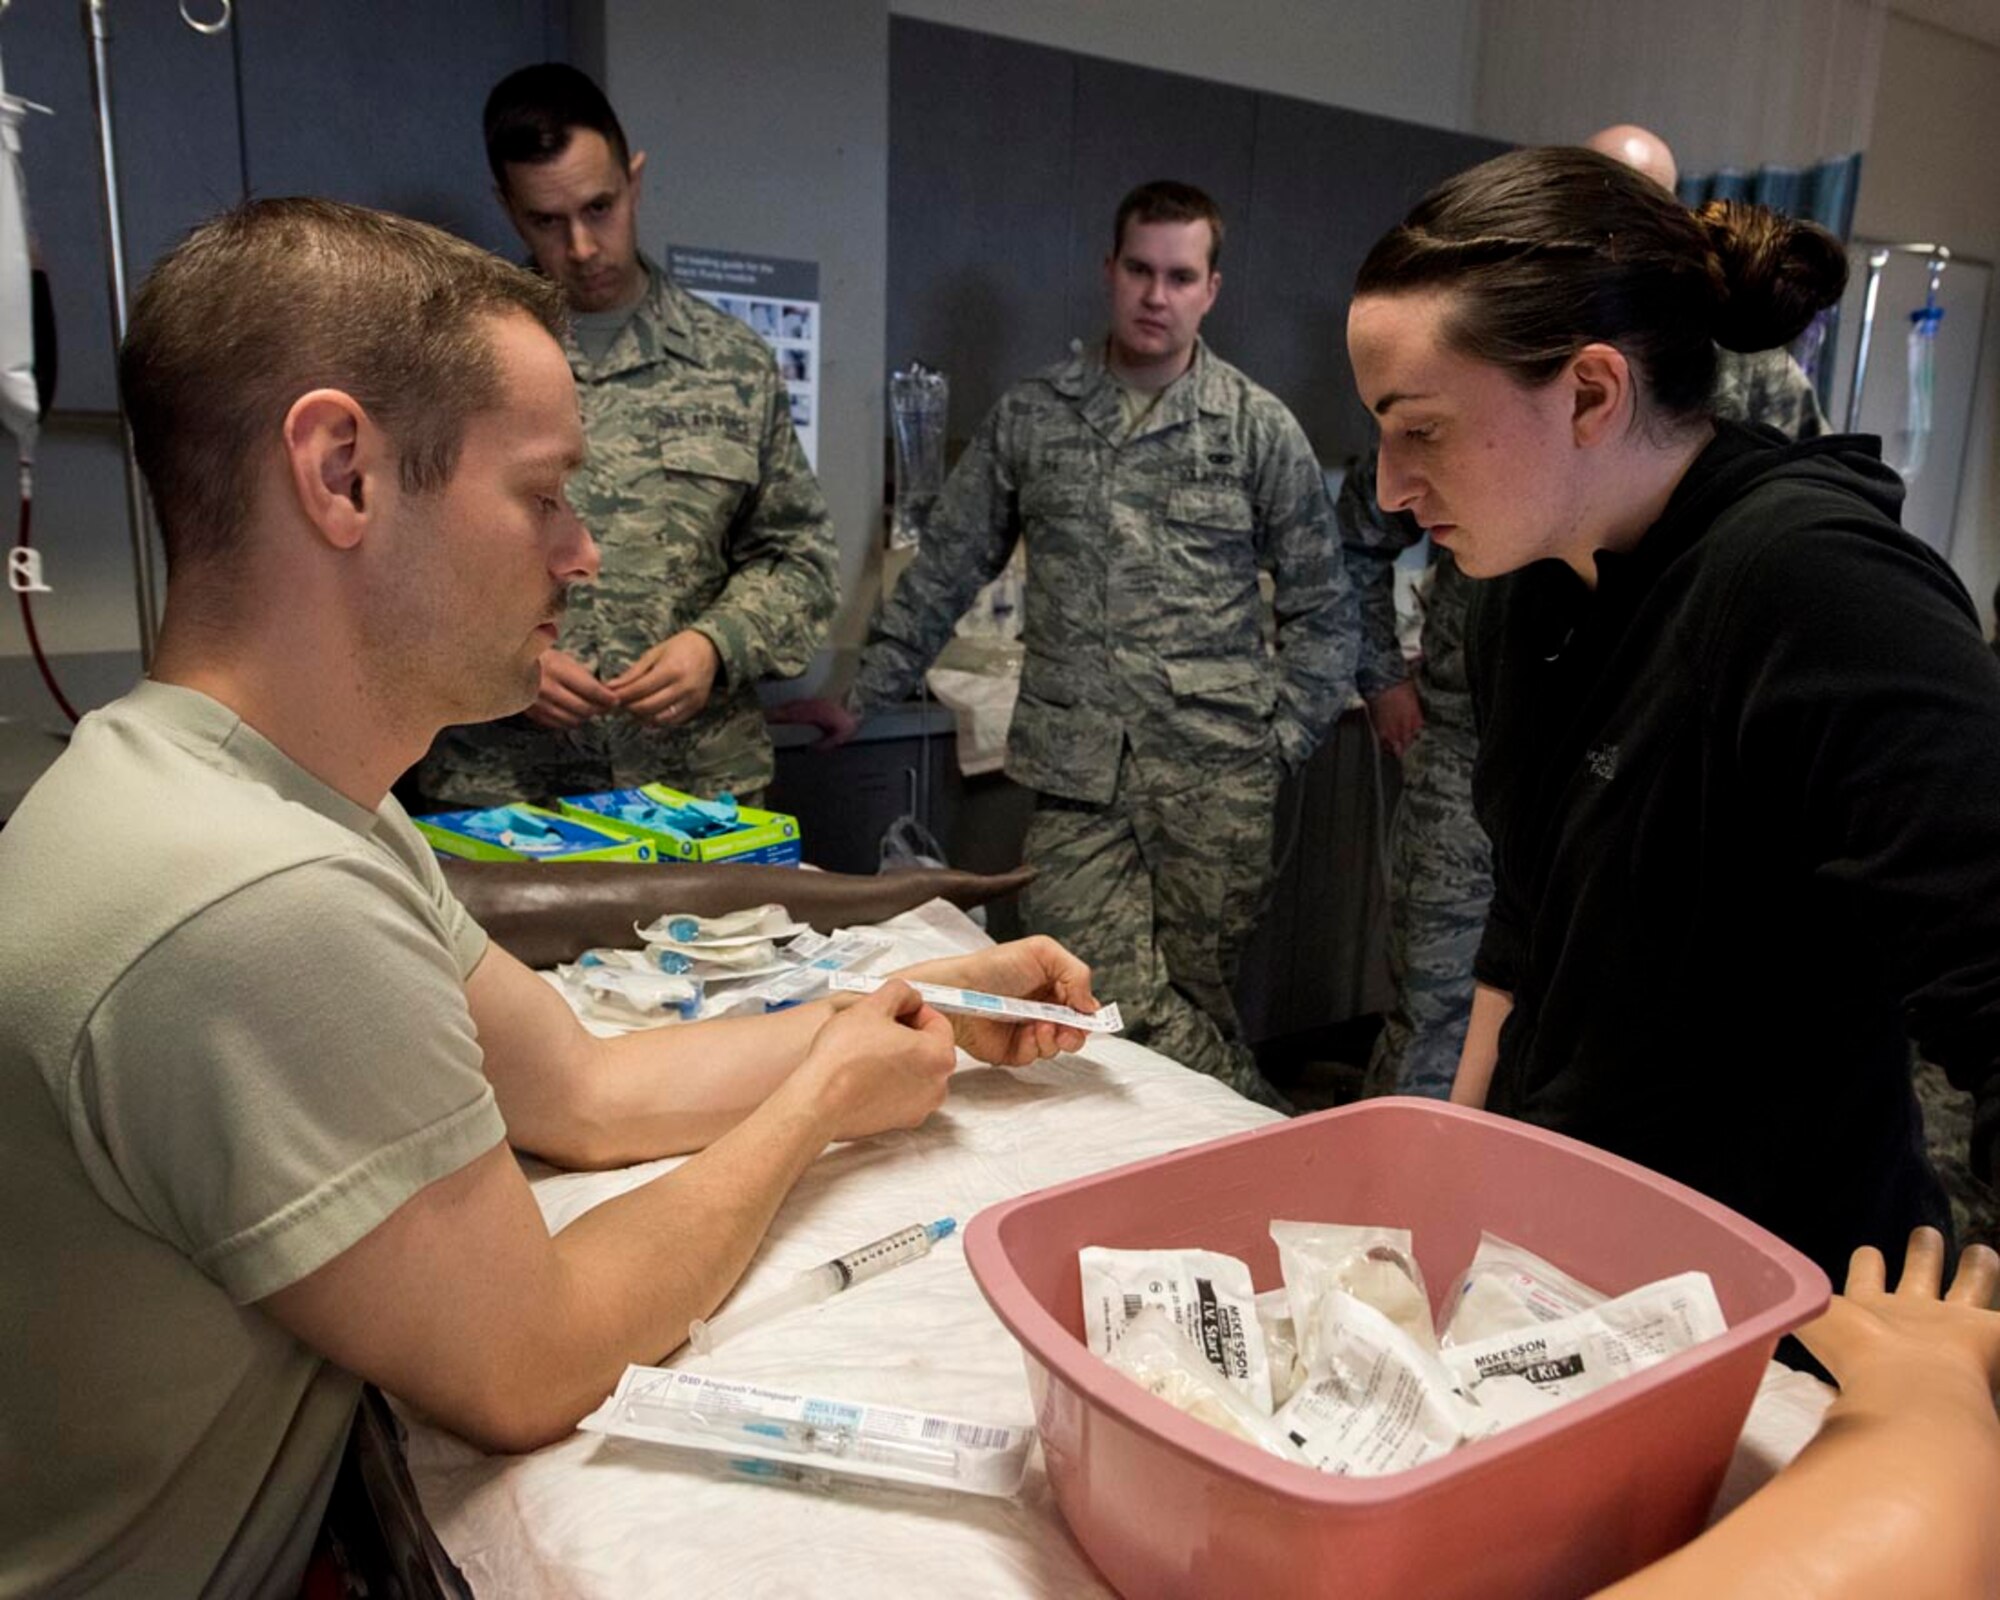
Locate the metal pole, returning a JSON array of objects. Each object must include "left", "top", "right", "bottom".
[
  {"left": 1843, "top": 243, "right": 1952, "bottom": 437},
  {"left": 1844, "top": 248, "right": 1889, "bottom": 435},
  {"left": 83, "top": 0, "right": 161, "bottom": 664}
]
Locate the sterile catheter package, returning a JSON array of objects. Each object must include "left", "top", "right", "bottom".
[
  {"left": 634, "top": 903, "right": 809, "bottom": 982},
  {"left": 559, "top": 783, "right": 803, "bottom": 864},
  {"left": 1079, "top": 1230, "right": 1732, "bottom": 1478},
  {"left": 701, "top": 928, "right": 897, "bottom": 1014},
  {"left": 580, "top": 1368, "right": 1034, "bottom": 1498},
  {"left": 827, "top": 971, "right": 1123, "bottom": 1033},
  {"left": 554, "top": 924, "right": 896, "bottom": 1026},
  {"left": 636, "top": 904, "right": 804, "bottom": 945},
  {"left": 555, "top": 949, "right": 705, "bottom": 1023}
]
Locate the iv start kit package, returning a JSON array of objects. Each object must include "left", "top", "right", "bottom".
[
  {"left": 560, "top": 784, "right": 802, "bottom": 866},
  {"left": 581, "top": 1367, "right": 1034, "bottom": 1498},
  {"left": 1076, "top": 1230, "right": 1731, "bottom": 1480}
]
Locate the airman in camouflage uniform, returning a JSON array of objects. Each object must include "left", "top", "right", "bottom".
[
  {"left": 1915, "top": 1058, "right": 2000, "bottom": 1253},
  {"left": 848, "top": 327, "right": 1354, "bottom": 1106},
  {"left": 1713, "top": 346, "right": 1829, "bottom": 441},
  {"left": 1349, "top": 344, "right": 1829, "bottom": 1101},
  {"left": 419, "top": 66, "right": 836, "bottom": 808},
  {"left": 1342, "top": 454, "right": 1486, "bottom": 1100},
  {"left": 421, "top": 264, "right": 836, "bottom": 804}
]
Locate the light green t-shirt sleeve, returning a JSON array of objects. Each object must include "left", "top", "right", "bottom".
[
  {"left": 375, "top": 793, "right": 489, "bottom": 981},
  {"left": 78, "top": 851, "right": 507, "bottom": 1305}
]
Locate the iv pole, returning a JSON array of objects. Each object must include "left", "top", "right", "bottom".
[
  {"left": 1844, "top": 241, "right": 1949, "bottom": 433},
  {"left": 81, "top": 0, "right": 232, "bottom": 667}
]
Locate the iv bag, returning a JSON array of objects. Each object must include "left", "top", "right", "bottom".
[
  {"left": 889, "top": 362, "right": 948, "bottom": 551},
  {"left": 1889, "top": 305, "right": 1942, "bottom": 484},
  {"left": 0, "top": 47, "right": 40, "bottom": 459}
]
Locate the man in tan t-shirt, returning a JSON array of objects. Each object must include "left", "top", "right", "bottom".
[{"left": 0, "top": 200, "right": 1096, "bottom": 1598}]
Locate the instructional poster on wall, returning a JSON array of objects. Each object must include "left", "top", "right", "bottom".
[{"left": 668, "top": 245, "right": 821, "bottom": 469}]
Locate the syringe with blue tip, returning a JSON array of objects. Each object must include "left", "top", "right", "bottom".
[{"left": 688, "top": 1219, "right": 957, "bottom": 1355}]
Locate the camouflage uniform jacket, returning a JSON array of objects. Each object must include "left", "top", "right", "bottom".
[
  {"left": 1712, "top": 346, "right": 1829, "bottom": 440},
  {"left": 535, "top": 262, "right": 836, "bottom": 794},
  {"left": 1338, "top": 451, "right": 1475, "bottom": 754},
  {"left": 850, "top": 341, "right": 1354, "bottom": 805}
]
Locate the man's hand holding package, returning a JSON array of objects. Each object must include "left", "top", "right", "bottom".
[{"left": 898, "top": 935, "right": 1099, "bottom": 1066}]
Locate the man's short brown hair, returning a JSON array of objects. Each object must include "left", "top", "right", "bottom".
[
  {"left": 1111, "top": 180, "right": 1225, "bottom": 269},
  {"left": 120, "top": 197, "right": 567, "bottom": 575}
]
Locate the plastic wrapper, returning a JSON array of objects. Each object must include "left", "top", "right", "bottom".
[
  {"left": 1079, "top": 1245, "right": 1273, "bottom": 1411},
  {"left": 554, "top": 950, "right": 704, "bottom": 1023},
  {"left": 1104, "top": 1309, "right": 1306, "bottom": 1462},
  {"left": 1270, "top": 1220, "right": 1437, "bottom": 1365},
  {"left": 1256, "top": 1286, "right": 1307, "bottom": 1408},
  {"left": 637, "top": 903, "right": 807, "bottom": 949},
  {"left": 699, "top": 928, "right": 897, "bottom": 1015},
  {"left": 1271, "top": 1291, "right": 1475, "bottom": 1477},
  {"left": 642, "top": 938, "right": 787, "bottom": 977},
  {"left": 582, "top": 1366, "right": 1032, "bottom": 1498},
  {"left": 1443, "top": 1270, "right": 1729, "bottom": 1434},
  {"left": 1439, "top": 1233, "right": 1607, "bottom": 1348}
]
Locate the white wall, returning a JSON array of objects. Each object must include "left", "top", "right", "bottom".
[
  {"left": 1854, "top": 10, "right": 2000, "bottom": 630},
  {"left": 1467, "top": 0, "right": 1998, "bottom": 633},
  {"left": 1472, "top": 0, "right": 1885, "bottom": 175},
  {"left": 890, "top": 0, "right": 1481, "bottom": 130}
]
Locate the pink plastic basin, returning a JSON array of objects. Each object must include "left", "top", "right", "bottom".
[{"left": 965, "top": 1097, "right": 1829, "bottom": 1600}]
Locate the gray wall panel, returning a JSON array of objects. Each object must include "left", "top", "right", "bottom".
[
  {"left": 235, "top": 2, "right": 571, "bottom": 257},
  {"left": 887, "top": 20, "right": 1073, "bottom": 434},
  {"left": 1064, "top": 55, "right": 1260, "bottom": 368},
  {"left": 1242, "top": 98, "right": 1506, "bottom": 462},
  {"left": 2, "top": 1, "right": 575, "bottom": 682},
  {"left": 6, "top": 7, "right": 240, "bottom": 413},
  {"left": 889, "top": 16, "right": 1509, "bottom": 464}
]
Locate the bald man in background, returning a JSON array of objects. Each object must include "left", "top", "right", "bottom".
[{"left": 1585, "top": 122, "right": 1831, "bottom": 438}]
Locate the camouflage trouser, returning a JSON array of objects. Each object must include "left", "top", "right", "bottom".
[
  {"left": 413, "top": 702, "right": 770, "bottom": 811},
  {"left": 1021, "top": 750, "right": 1288, "bottom": 1110},
  {"left": 1367, "top": 728, "right": 1492, "bottom": 1100},
  {"left": 1914, "top": 1058, "right": 2000, "bottom": 1253}
]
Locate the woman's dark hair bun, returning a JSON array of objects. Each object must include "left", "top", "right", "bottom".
[{"left": 1696, "top": 200, "right": 1849, "bottom": 353}]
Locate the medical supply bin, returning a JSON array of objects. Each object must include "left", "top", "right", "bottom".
[{"left": 964, "top": 1097, "right": 1829, "bottom": 1600}]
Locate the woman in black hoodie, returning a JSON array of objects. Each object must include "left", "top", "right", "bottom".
[{"left": 1345, "top": 146, "right": 2000, "bottom": 1289}]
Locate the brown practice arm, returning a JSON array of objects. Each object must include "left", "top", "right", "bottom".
[{"left": 440, "top": 858, "right": 1035, "bottom": 969}]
